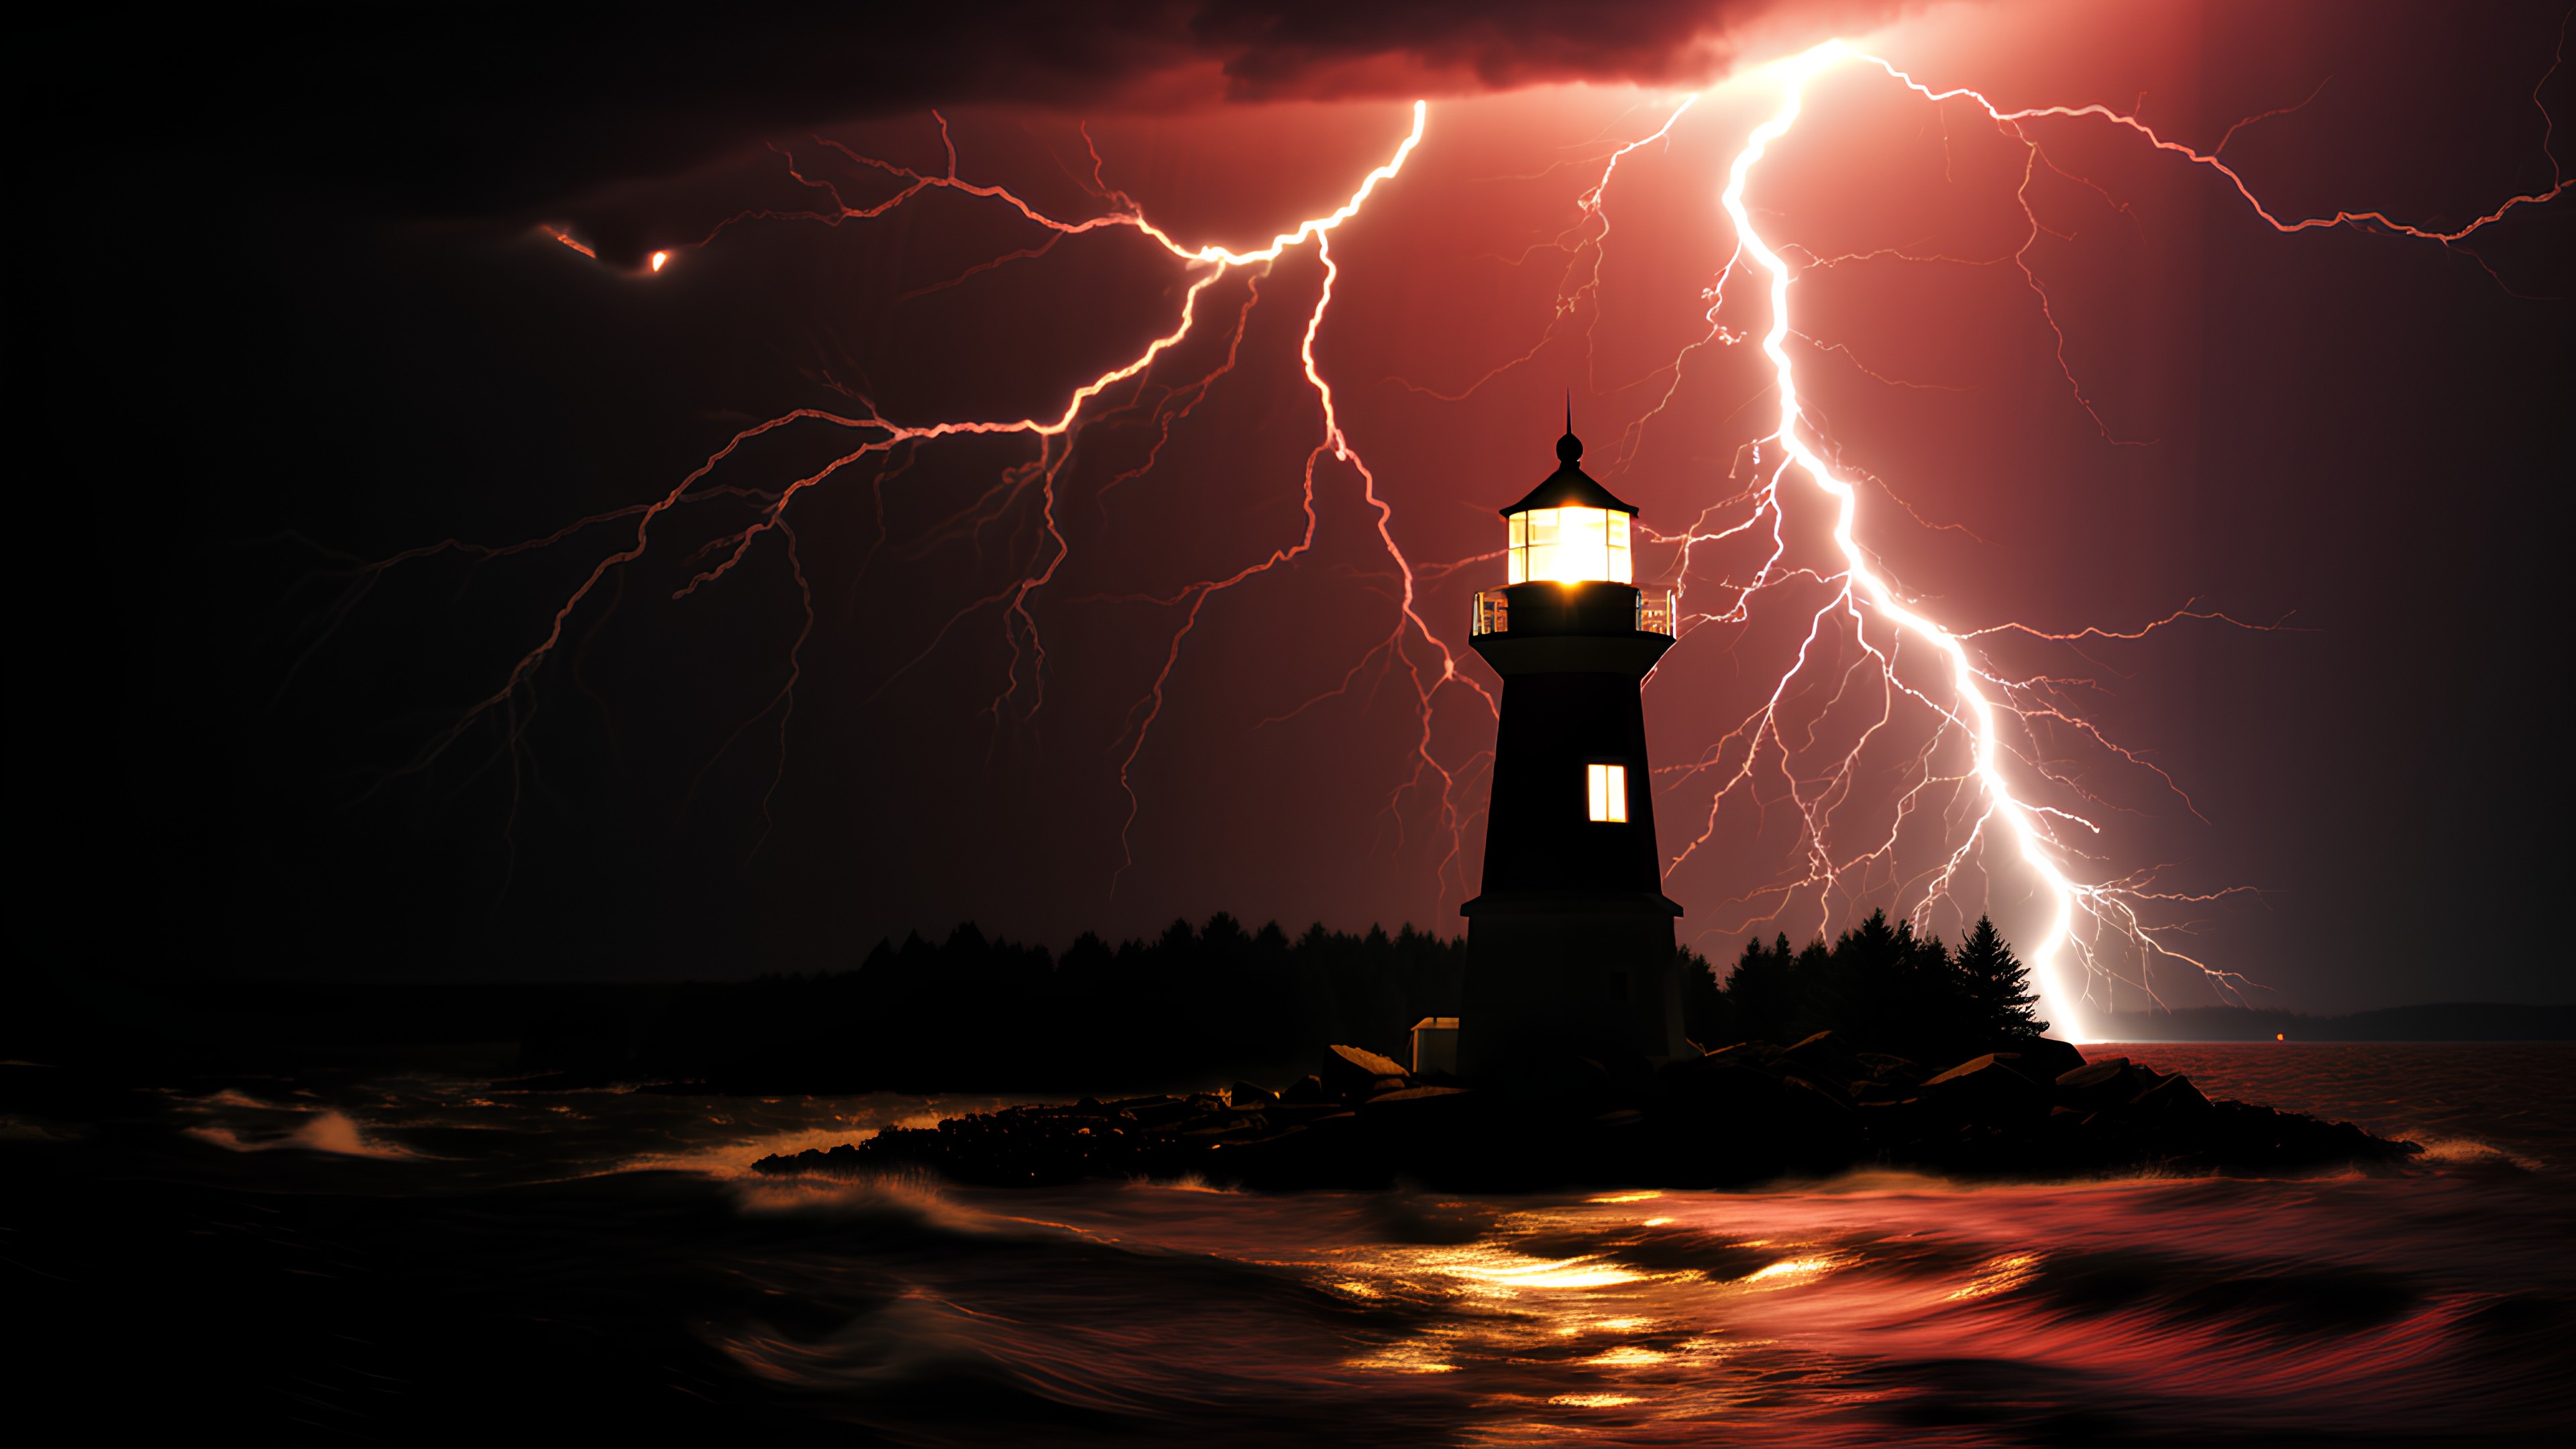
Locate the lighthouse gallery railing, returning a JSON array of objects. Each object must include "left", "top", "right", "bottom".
[{"left": 1472, "top": 587, "right": 1676, "bottom": 638}]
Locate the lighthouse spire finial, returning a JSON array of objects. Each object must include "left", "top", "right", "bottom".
[{"left": 1556, "top": 390, "right": 1582, "bottom": 466}]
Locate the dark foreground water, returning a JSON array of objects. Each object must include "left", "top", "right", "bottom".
[{"left": 8, "top": 1044, "right": 2571, "bottom": 1444}]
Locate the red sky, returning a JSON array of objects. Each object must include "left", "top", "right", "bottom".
[{"left": 29, "top": 0, "right": 2570, "bottom": 1021}]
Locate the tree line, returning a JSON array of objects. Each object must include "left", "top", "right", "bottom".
[
  {"left": 537, "top": 916, "right": 1466, "bottom": 1091},
  {"left": 521, "top": 907, "right": 2049, "bottom": 1090},
  {"left": 1684, "top": 909, "right": 2049, "bottom": 1066}
]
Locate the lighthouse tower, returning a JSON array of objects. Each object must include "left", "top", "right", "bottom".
[{"left": 1459, "top": 418, "right": 1686, "bottom": 1076}]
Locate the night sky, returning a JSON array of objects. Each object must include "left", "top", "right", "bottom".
[{"left": 25, "top": 0, "right": 2570, "bottom": 1024}]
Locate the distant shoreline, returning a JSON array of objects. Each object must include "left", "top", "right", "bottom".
[
  {"left": 2082, "top": 1002, "right": 2575, "bottom": 1043},
  {"left": 2091, "top": 1037, "right": 2575, "bottom": 1045}
]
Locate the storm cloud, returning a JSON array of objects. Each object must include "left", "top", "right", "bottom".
[{"left": 42, "top": 1, "right": 1905, "bottom": 216}]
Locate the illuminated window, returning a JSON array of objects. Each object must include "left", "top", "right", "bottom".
[
  {"left": 1509, "top": 506, "right": 1633, "bottom": 585},
  {"left": 1586, "top": 762, "right": 1628, "bottom": 822}
]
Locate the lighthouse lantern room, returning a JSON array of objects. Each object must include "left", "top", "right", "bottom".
[{"left": 1460, "top": 417, "right": 1686, "bottom": 1076}]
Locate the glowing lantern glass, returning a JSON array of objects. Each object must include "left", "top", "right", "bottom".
[{"left": 1507, "top": 505, "right": 1633, "bottom": 585}]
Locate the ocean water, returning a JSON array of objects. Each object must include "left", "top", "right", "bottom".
[{"left": 9, "top": 1043, "right": 2570, "bottom": 1443}]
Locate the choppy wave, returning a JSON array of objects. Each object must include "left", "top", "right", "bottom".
[{"left": 10, "top": 1044, "right": 2569, "bottom": 1442}]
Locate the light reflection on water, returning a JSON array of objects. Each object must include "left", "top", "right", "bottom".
[
  {"left": 132, "top": 1044, "right": 2576, "bottom": 1443},
  {"left": 164, "top": 1075, "right": 1044, "bottom": 1181}
]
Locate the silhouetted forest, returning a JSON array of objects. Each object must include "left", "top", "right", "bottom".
[
  {"left": 514, "top": 908, "right": 2051, "bottom": 1092},
  {"left": 1686, "top": 910, "right": 2049, "bottom": 1066},
  {"left": 541, "top": 916, "right": 1470, "bottom": 1091}
]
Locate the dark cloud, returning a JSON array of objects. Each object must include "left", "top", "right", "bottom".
[
  {"left": 41, "top": 1, "right": 1898, "bottom": 217},
  {"left": 32, "top": 0, "right": 2564, "bottom": 1012},
  {"left": 1196, "top": 0, "right": 1898, "bottom": 91}
]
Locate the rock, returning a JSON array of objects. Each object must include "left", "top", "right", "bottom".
[
  {"left": 1782, "top": 1031, "right": 1867, "bottom": 1085},
  {"left": 2054, "top": 1057, "right": 2143, "bottom": 1112},
  {"left": 1118, "top": 1095, "right": 1192, "bottom": 1128},
  {"left": 1703, "top": 1041, "right": 1782, "bottom": 1070},
  {"left": 747, "top": 1032, "right": 2417, "bottom": 1192},
  {"left": 1923, "top": 1053, "right": 2051, "bottom": 1120},
  {"left": 1656, "top": 1051, "right": 1736, "bottom": 1091},
  {"left": 2011, "top": 1037, "right": 2089, "bottom": 1083},
  {"left": 1269, "top": 1101, "right": 1355, "bottom": 1122},
  {"left": 751, "top": 1140, "right": 866, "bottom": 1176},
  {"left": 1926, "top": 1053, "right": 2027, "bottom": 1087},
  {"left": 1218, "top": 1110, "right": 1384, "bottom": 1189},
  {"left": 2129, "top": 1071, "right": 2214, "bottom": 1122},
  {"left": 1364, "top": 1085, "right": 1474, "bottom": 1108},
  {"left": 1663, "top": 1063, "right": 1785, "bottom": 1118},
  {"left": 1776, "top": 1076, "right": 1864, "bottom": 1162},
  {"left": 1362, "top": 1088, "right": 1481, "bottom": 1157},
  {"left": 1779, "top": 1071, "right": 1854, "bottom": 1110},
  {"left": 1321, "top": 1044, "right": 1411, "bottom": 1103},
  {"left": 1856, "top": 1053, "right": 1924, "bottom": 1087},
  {"left": 1485, "top": 1055, "right": 1618, "bottom": 1112}
]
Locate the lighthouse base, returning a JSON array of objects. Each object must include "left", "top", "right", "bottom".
[{"left": 1458, "top": 892, "right": 1687, "bottom": 1078}]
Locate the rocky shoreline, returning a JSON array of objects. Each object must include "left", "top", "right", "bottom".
[{"left": 751, "top": 1033, "right": 2422, "bottom": 1190}]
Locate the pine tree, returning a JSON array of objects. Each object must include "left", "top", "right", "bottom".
[
  {"left": 1721, "top": 933, "right": 1801, "bottom": 1042},
  {"left": 1953, "top": 914, "right": 2049, "bottom": 1041},
  {"left": 1678, "top": 944, "right": 1731, "bottom": 1048}
]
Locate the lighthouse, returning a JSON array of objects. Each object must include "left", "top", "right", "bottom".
[{"left": 1459, "top": 417, "right": 1686, "bottom": 1076}]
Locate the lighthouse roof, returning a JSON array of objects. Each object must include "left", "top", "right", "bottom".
[{"left": 1500, "top": 424, "right": 1640, "bottom": 518}]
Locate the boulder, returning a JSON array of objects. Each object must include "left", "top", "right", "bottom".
[
  {"left": 1214, "top": 1111, "right": 1384, "bottom": 1190},
  {"left": 1662, "top": 1063, "right": 1785, "bottom": 1120},
  {"left": 1116, "top": 1095, "right": 1191, "bottom": 1127},
  {"left": 1776, "top": 1075, "right": 1864, "bottom": 1163},
  {"left": 2054, "top": 1057, "right": 2143, "bottom": 1113},
  {"left": 1782, "top": 1031, "right": 1867, "bottom": 1086},
  {"left": 2012, "top": 1037, "right": 2089, "bottom": 1083},
  {"left": 1485, "top": 1054, "right": 1618, "bottom": 1111},
  {"left": 1657, "top": 1052, "right": 1719, "bottom": 1087},
  {"left": 1779, "top": 1071, "right": 1854, "bottom": 1110},
  {"left": 1362, "top": 1085, "right": 1481, "bottom": 1145},
  {"left": 1321, "top": 1044, "right": 1411, "bottom": 1104},
  {"left": 1178, "top": 1116, "right": 1263, "bottom": 1139},
  {"left": 1856, "top": 1052, "right": 1925, "bottom": 1087},
  {"left": 2128, "top": 1071, "right": 2214, "bottom": 1122},
  {"left": 1703, "top": 1041, "right": 1782, "bottom": 1070},
  {"left": 1923, "top": 1053, "right": 2051, "bottom": 1120},
  {"left": 1364, "top": 1085, "right": 1474, "bottom": 1108},
  {"left": 747, "top": 1030, "right": 2418, "bottom": 1191}
]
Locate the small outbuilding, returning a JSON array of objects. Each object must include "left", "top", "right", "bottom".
[{"left": 1410, "top": 1016, "right": 1460, "bottom": 1075}]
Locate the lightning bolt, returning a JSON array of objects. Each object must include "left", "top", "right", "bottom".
[
  {"left": 362, "top": 103, "right": 1497, "bottom": 898},
  {"left": 1654, "top": 36, "right": 2561, "bottom": 1040},
  {"left": 331, "top": 23, "right": 2560, "bottom": 1028}
]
